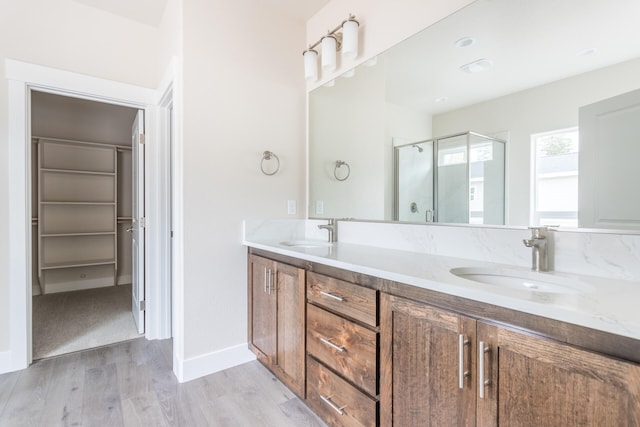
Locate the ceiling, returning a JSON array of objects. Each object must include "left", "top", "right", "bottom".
[
  {"left": 265, "top": 0, "right": 331, "bottom": 21},
  {"left": 382, "top": 0, "right": 640, "bottom": 115},
  {"left": 72, "top": 0, "right": 329, "bottom": 27},
  {"left": 72, "top": 0, "right": 169, "bottom": 27}
]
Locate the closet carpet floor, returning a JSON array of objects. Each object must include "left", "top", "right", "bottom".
[{"left": 32, "top": 284, "right": 142, "bottom": 360}]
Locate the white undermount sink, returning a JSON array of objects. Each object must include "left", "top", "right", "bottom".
[
  {"left": 280, "top": 240, "right": 332, "bottom": 248},
  {"left": 450, "top": 267, "right": 593, "bottom": 294}
]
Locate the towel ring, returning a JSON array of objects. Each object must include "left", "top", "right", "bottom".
[
  {"left": 261, "top": 151, "right": 280, "bottom": 176},
  {"left": 334, "top": 160, "right": 350, "bottom": 181}
]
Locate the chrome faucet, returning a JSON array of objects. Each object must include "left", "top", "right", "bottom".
[
  {"left": 318, "top": 219, "right": 338, "bottom": 243},
  {"left": 523, "top": 226, "right": 548, "bottom": 272}
]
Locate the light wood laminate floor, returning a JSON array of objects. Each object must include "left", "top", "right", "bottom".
[{"left": 0, "top": 338, "right": 326, "bottom": 427}]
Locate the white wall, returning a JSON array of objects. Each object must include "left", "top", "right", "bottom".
[
  {"left": 433, "top": 58, "right": 640, "bottom": 225},
  {"left": 179, "top": 0, "right": 306, "bottom": 363},
  {"left": 0, "top": 0, "right": 168, "bottom": 353}
]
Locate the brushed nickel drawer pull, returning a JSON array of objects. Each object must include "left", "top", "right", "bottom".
[
  {"left": 458, "top": 334, "right": 470, "bottom": 389},
  {"left": 320, "top": 290, "right": 344, "bottom": 301},
  {"left": 319, "top": 337, "right": 345, "bottom": 352},
  {"left": 263, "top": 267, "right": 267, "bottom": 293},
  {"left": 479, "top": 341, "right": 491, "bottom": 398},
  {"left": 320, "top": 395, "right": 346, "bottom": 415}
]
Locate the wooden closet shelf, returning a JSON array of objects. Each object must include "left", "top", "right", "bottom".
[
  {"left": 41, "top": 259, "right": 116, "bottom": 270},
  {"left": 41, "top": 232, "right": 116, "bottom": 238},
  {"left": 40, "top": 201, "right": 116, "bottom": 206},
  {"left": 40, "top": 168, "right": 116, "bottom": 176},
  {"left": 33, "top": 136, "right": 130, "bottom": 150}
]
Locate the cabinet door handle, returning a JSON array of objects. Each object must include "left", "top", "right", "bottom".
[
  {"left": 319, "top": 290, "right": 344, "bottom": 302},
  {"left": 320, "top": 395, "right": 346, "bottom": 415},
  {"left": 319, "top": 337, "right": 345, "bottom": 352},
  {"left": 458, "top": 334, "right": 470, "bottom": 389},
  {"left": 263, "top": 267, "right": 267, "bottom": 293},
  {"left": 267, "top": 269, "right": 272, "bottom": 294},
  {"left": 478, "top": 341, "right": 491, "bottom": 398}
]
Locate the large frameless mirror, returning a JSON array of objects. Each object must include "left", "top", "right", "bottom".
[{"left": 308, "top": 0, "right": 640, "bottom": 230}]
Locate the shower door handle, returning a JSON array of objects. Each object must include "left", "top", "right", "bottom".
[{"left": 425, "top": 209, "right": 433, "bottom": 222}]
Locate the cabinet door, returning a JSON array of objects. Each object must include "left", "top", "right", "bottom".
[
  {"left": 249, "top": 255, "right": 277, "bottom": 365},
  {"left": 275, "top": 262, "right": 306, "bottom": 398},
  {"left": 476, "top": 322, "right": 640, "bottom": 427},
  {"left": 380, "top": 294, "right": 476, "bottom": 427}
]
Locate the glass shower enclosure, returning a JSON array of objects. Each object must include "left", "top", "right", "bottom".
[{"left": 394, "top": 132, "right": 506, "bottom": 225}]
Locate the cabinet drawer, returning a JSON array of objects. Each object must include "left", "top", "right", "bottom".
[
  {"left": 307, "top": 304, "right": 378, "bottom": 395},
  {"left": 307, "top": 356, "right": 377, "bottom": 427},
  {"left": 307, "top": 272, "right": 377, "bottom": 327}
]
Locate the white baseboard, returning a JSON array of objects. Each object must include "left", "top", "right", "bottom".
[
  {"left": 117, "top": 275, "right": 132, "bottom": 286},
  {"left": 0, "top": 350, "right": 15, "bottom": 375},
  {"left": 44, "top": 279, "right": 113, "bottom": 294},
  {"left": 174, "top": 342, "right": 256, "bottom": 383}
]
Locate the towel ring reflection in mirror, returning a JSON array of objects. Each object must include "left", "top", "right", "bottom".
[
  {"left": 334, "top": 160, "right": 351, "bottom": 181},
  {"left": 261, "top": 151, "right": 280, "bottom": 176}
]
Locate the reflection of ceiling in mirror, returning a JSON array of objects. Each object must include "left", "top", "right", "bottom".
[{"left": 384, "top": 0, "right": 640, "bottom": 115}]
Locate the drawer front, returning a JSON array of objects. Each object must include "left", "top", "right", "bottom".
[
  {"left": 307, "top": 304, "right": 378, "bottom": 395},
  {"left": 307, "top": 356, "right": 378, "bottom": 427},
  {"left": 307, "top": 272, "right": 377, "bottom": 327}
]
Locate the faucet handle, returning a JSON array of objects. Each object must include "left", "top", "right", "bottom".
[{"left": 527, "top": 226, "right": 548, "bottom": 238}]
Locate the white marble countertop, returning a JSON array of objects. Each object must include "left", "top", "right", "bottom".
[{"left": 244, "top": 238, "right": 640, "bottom": 341}]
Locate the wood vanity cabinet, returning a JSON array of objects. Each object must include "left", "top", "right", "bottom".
[
  {"left": 381, "top": 293, "right": 640, "bottom": 426},
  {"left": 248, "top": 254, "right": 306, "bottom": 398},
  {"left": 476, "top": 321, "right": 640, "bottom": 426},
  {"left": 306, "top": 272, "right": 379, "bottom": 427},
  {"left": 380, "top": 293, "right": 476, "bottom": 426}
]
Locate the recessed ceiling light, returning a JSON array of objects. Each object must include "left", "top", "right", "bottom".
[
  {"left": 460, "top": 58, "right": 493, "bottom": 74},
  {"left": 435, "top": 97, "right": 448, "bottom": 103},
  {"left": 576, "top": 47, "right": 597, "bottom": 57},
  {"left": 455, "top": 37, "right": 475, "bottom": 48}
]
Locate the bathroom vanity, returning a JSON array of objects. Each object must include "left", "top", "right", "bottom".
[{"left": 246, "top": 240, "right": 640, "bottom": 427}]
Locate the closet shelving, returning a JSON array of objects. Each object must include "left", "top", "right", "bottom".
[{"left": 36, "top": 137, "right": 132, "bottom": 294}]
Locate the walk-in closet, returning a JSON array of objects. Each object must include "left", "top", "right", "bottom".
[{"left": 30, "top": 91, "right": 142, "bottom": 359}]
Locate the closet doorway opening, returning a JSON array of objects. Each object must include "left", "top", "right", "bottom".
[{"left": 30, "top": 91, "right": 145, "bottom": 360}]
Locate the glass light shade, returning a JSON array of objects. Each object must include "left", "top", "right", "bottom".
[
  {"left": 303, "top": 49, "right": 318, "bottom": 81},
  {"left": 321, "top": 35, "right": 337, "bottom": 71},
  {"left": 342, "top": 19, "right": 359, "bottom": 59}
]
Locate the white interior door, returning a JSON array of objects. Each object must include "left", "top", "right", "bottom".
[
  {"left": 132, "top": 110, "right": 145, "bottom": 333},
  {"left": 578, "top": 88, "right": 640, "bottom": 229}
]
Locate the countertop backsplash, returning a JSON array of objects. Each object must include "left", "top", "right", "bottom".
[{"left": 244, "top": 219, "right": 640, "bottom": 282}]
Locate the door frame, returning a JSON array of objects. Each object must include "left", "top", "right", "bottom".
[{"left": 5, "top": 59, "right": 173, "bottom": 370}]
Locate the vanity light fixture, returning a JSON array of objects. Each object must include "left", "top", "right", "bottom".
[
  {"left": 303, "top": 49, "right": 318, "bottom": 81},
  {"left": 342, "top": 68, "right": 356, "bottom": 78},
  {"left": 321, "top": 34, "right": 338, "bottom": 71},
  {"left": 363, "top": 56, "right": 378, "bottom": 67},
  {"left": 303, "top": 14, "right": 360, "bottom": 82}
]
